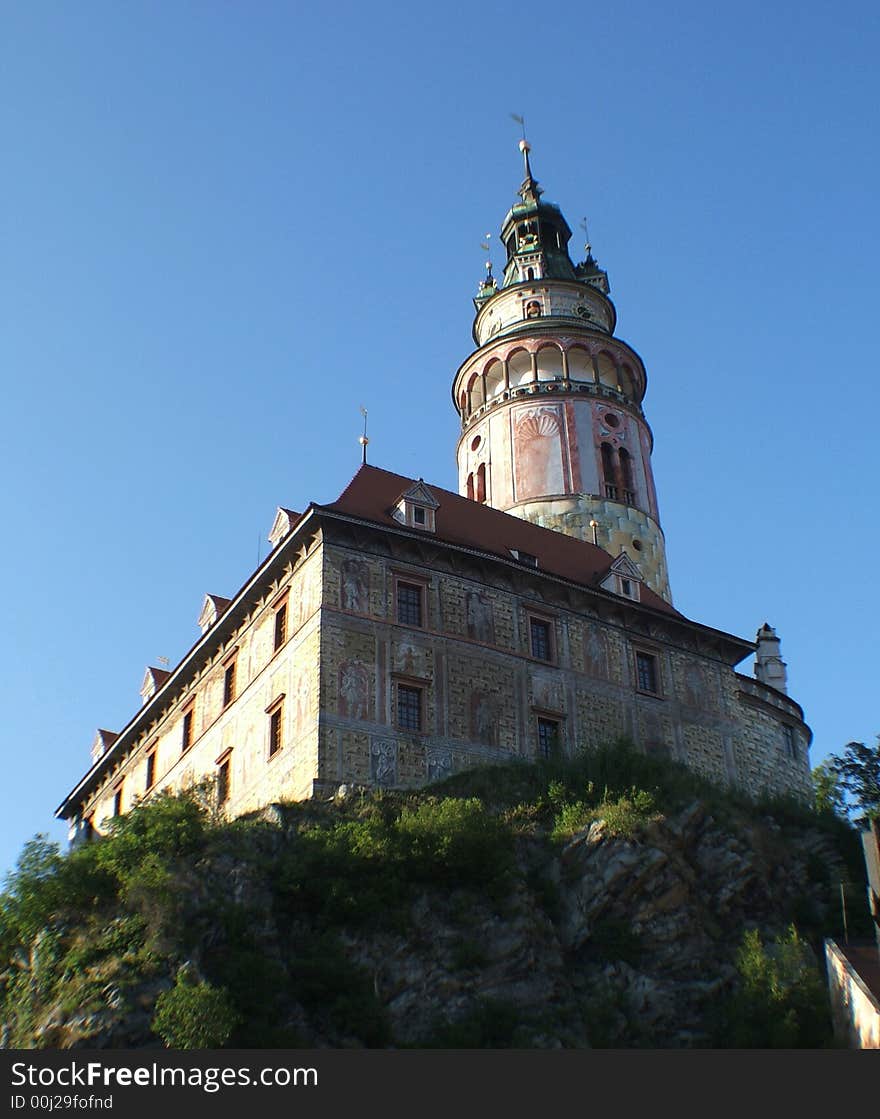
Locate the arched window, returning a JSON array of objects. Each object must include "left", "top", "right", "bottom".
[
  {"left": 600, "top": 442, "right": 617, "bottom": 500},
  {"left": 526, "top": 267, "right": 535, "bottom": 281},
  {"left": 466, "top": 473, "right": 475, "bottom": 501},
  {"left": 618, "top": 447, "right": 635, "bottom": 504},
  {"left": 476, "top": 463, "right": 487, "bottom": 503}
]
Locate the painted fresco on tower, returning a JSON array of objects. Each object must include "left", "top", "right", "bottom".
[
  {"left": 466, "top": 591, "right": 495, "bottom": 644},
  {"left": 513, "top": 405, "right": 566, "bottom": 501},
  {"left": 370, "top": 739, "right": 398, "bottom": 786},
  {"left": 293, "top": 667, "right": 312, "bottom": 735},
  {"left": 584, "top": 624, "right": 610, "bottom": 680},
  {"left": 531, "top": 670, "right": 563, "bottom": 712},
  {"left": 572, "top": 403, "right": 601, "bottom": 494},
  {"left": 470, "top": 692, "right": 496, "bottom": 746},
  {"left": 393, "top": 639, "right": 429, "bottom": 677},
  {"left": 426, "top": 748, "right": 453, "bottom": 782},
  {"left": 338, "top": 659, "right": 372, "bottom": 721},
  {"left": 340, "top": 560, "right": 370, "bottom": 613}
]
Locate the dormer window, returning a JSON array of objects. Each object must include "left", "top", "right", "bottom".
[
  {"left": 391, "top": 481, "right": 439, "bottom": 533},
  {"left": 600, "top": 552, "right": 644, "bottom": 602}
]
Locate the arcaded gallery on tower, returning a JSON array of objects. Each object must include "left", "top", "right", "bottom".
[{"left": 58, "top": 144, "right": 812, "bottom": 841}]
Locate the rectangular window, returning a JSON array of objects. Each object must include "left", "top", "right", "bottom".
[
  {"left": 269, "top": 702, "right": 284, "bottom": 757},
  {"left": 223, "top": 658, "right": 237, "bottom": 707},
  {"left": 413, "top": 506, "right": 426, "bottom": 525},
  {"left": 145, "top": 749, "right": 156, "bottom": 791},
  {"left": 84, "top": 815, "right": 95, "bottom": 842},
  {"left": 530, "top": 617, "right": 552, "bottom": 661},
  {"left": 182, "top": 705, "right": 195, "bottom": 752},
  {"left": 274, "top": 601, "right": 288, "bottom": 651},
  {"left": 636, "top": 651, "right": 659, "bottom": 694},
  {"left": 537, "top": 717, "right": 560, "bottom": 760},
  {"left": 397, "top": 683, "right": 423, "bottom": 731},
  {"left": 217, "top": 758, "right": 231, "bottom": 805},
  {"left": 782, "top": 724, "right": 797, "bottom": 760},
  {"left": 113, "top": 782, "right": 124, "bottom": 818},
  {"left": 396, "top": 582, "right": 424, "bottom": 627}
]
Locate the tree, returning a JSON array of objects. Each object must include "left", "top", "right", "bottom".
[
  {"left": 812, "top": 762, "right": 845, "bottom": 817},
  {"left": 827, "top": 735, "right": 880, "bottom": 826}
]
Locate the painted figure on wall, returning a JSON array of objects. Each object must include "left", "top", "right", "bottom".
[
  {"left": 370, "top": 739, "right": 398, "bottom": 786},
  {"left": 426, "top": 749, "right": 452, "bottom": 783},
  {"left": 338, "top": 660, "right": 371, "bottom": 721},
  {"left": 341, "top": 560, "right": 369, "bottom": 613},
  {"left": 293, "top": 668, "right": 311, "bottom": 734},
  {"left": 466, "top": 591, "right": 495, "bottom": 644},
  {"left": 471, "top": 692, "right": 495, "bottom": 746},
  {"left": 584, "top": 625, "right": 609, "bottom": 680}
]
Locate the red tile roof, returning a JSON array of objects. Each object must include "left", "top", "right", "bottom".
[{"left": 321, "top": 464, "right": 681, "bottom": 617}]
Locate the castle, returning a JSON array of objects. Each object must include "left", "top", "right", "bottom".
[{"left": 57, "top": 142, "right": 812, "bottom": 842}]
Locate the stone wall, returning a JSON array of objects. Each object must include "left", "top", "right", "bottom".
[
  {"left": 72, "top": 518, "right": 813, "bottom": 835},
  {"left": 82, "top": 546, "right": 324, "bottom": 831},
  {"left": 316, "top": 531, "right": 812, "bottom": 801}
]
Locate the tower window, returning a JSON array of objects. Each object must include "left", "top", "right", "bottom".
[
  {"left": 466, "top": 472, "right": 475, "bottom": 501},
  {"left": 619, "top": 447, "right": 635, "bottom": 505},
  {"left": 396, "top": 581, "right": 424, "bottom": 627},
  {"left": 601, "top": 442, "right": 617, "bottom": 500},
  {"left": 782, "top": 724, "right": 798, "bottom": 760},
  {"left": 529, "top": 617, "right": 553, "bottom": 662},
  {"left": 396, "top": 683, "right": 423, "bottom": 732},
  {"left": 476, "top": 463, "right": 487, "bottom": 503},
  {"left": 635, "top": 651, "right": 660, "bottom": 695},
  {"left": 537, "top": 717, "right": 560, "bottom": 760}
]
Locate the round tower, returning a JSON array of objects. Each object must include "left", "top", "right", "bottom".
[{"left": 452, "top": 142, "right": 672, "bottom": 602}]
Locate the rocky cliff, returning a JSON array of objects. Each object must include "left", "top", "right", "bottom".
[{"left": 0, "top": 744, "right": 866, "bottom": 1048}]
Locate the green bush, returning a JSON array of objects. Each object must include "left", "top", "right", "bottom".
[
  {"left": 552, "top": 788, "right": 659, "bottom": 841},
  {"left": 151, "top": 969, "right": 238, "bottom": 1049},
  {"left": 396, "top": 797, "right": 512, "bottom": 886},
  {"left": 716, "top": 926, "right": 833, "bottom": 1048}
]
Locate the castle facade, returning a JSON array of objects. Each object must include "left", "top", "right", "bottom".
[{"left": 58, "top": 145, "right": 812, "bottom": 841}]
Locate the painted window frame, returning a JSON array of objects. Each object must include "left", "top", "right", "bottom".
[
  {"left": 181, "top": 701, "right": 196, "bottom": 753},
  {"left": 273, "top": 593, "right": 289, "bottom": 653},
  {"left": 394, "top": 573, "right": 428, "bottom": 629},
  {"left": 394, "top": 679, "right": 425, "bottom": 733},
  {"left": 266, "top": 695, "right": 285, "bottom": 759},
  {"left": 536, "top": 715, "right": 562, "bottom": 760},
  {"left": 222, "top": 650, "right": 238, "bottom": 708},
  {"left": 528, "top": 612, "right": 555, "bottom": 663},
  {"left": 634, "top": 648, "right": 662, "bottom": 697}
]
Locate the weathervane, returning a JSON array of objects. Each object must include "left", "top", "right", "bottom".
[
  {"left": 480, "top": 232, "right": 493, "bottom": 281},
  {"left": 580, "top": 217, "right": 592, "bottom": 258},
  {"left": 358, "top": 405, "right": 369, "bottom": 464}
]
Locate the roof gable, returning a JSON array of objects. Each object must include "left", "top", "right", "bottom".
[
  {"left": 324, "top": 465, "right": 678, "bottom": 616},
  {"left": 197, "top": 593, "right": 231, "bottom": 634}
]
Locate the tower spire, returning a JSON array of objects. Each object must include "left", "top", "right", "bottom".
[{"left": 517, "top": 139, "right": 542, "bottom": 203}]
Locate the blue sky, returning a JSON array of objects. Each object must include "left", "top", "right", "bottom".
[{"left": 2, "top": 1, "right": 878, "bottom": 877}]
